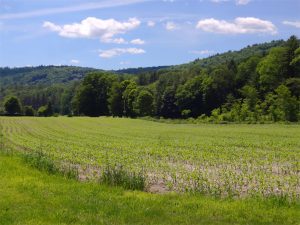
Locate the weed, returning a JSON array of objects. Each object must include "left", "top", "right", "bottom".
[{"left": 101, "top": 164, "right": 146, "bottom": 191}]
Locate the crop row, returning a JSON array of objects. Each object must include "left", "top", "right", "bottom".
[{"left": 0, "top": 117, "right": 299, "bottom": 199}]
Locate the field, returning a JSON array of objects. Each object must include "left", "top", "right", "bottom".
[
  {"left": 1, "top": 117, "right": 299, "bottom": 199},
  {"left": 1, "top": 117, "right": 300, "bottom": 224}
]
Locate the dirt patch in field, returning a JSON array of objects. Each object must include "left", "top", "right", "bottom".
[
  {"left": 77, "top": 165, "right": 101, "bottom": 182},
  {"left": 147, "top": 180, "right": 170, "bottom": 194}
]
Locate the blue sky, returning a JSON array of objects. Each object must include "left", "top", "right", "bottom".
[{"left": 0, "top": 0, "right": 300, "bottom": 70}]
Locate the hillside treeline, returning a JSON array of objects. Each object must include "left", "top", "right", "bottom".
[{"left": 1, "top": 36, "right": 300, "bottom": 122}]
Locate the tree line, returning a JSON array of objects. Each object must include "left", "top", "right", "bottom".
[{"left": 1, "top": 36, "right": 300, "bottom": 122}]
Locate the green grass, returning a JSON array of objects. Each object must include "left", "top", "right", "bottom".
[
  {"left": 1, "top": 117, "right": 299, "bottom": 198},
  {"left": 0, "top": 154, "right": 299, "bottom": 225}
]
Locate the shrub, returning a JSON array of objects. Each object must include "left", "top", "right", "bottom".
[{"left": 24, "top": 106, "right": 35, "bottom": 116}]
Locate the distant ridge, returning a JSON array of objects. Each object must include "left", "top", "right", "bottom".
[{"left": 0, "top": 39, "right": 286, "bottom": 88}]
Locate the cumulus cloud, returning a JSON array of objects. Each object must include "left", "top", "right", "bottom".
[
  {"left": 99, "top": 48, "right": 145, "bottom": 58},
  {"left": 130, "top": 38, "right": 145, "bottom": 45},
  {"left": 189, "top": 50, "right": 215, "bottom": 55},
  {"left": 196, "top": 17, "right": 277, "bottom": 35},
  {"left": 282, "top": 20, "right": 300, "bottom": 28},
  {"left": 43, "top": 17, "right": 141, "bottom": 43},
  {"left": 43, "top": 21, "right": 61, "bottom": 32},
  {"left": 165, "top": 21, "right": 179, "bottom": 31}
]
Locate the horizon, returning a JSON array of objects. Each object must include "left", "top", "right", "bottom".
[
  {"left": 0, "top": 0, "right": 300, "bottom": 70},
  {"left": 0, "top": 37, "right": 289, "bottom": 70}
]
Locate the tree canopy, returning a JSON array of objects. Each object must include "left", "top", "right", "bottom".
[
  {"left": 4, "top": 96, "right": 22, "bottom": 115},
  {"left": 0, "top": 36, "right": 299, "bottom": 122}
]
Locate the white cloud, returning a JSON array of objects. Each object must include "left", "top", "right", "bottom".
[
  {"left": 165, "top": 21, "right": 179, "bottom": 31},
  {"left": 43, "top": 17, "right": 141, "bottom": 43},
  {"left": 102, "top": 37, "right": 127, "bottom": 44},
  {"left": 147, "top": 21, "right": 156, "bottom": 27},
  {"left": 130, "top": 38, "right": 145, "bottom": 45},
  {"left": 189, "top": 50, "right": 215, "bottom": 55},
  {"left": 99, "top": 48, "right": 145, "bottom": 58},
  {"left": 0, "top": 0, "right": 149, "bottom": 20},
  {"left": 70, "top": 59, "right": 80, "bottom": 64},
  {"left": 43, "top": 21, "right": 61, "bottom": 32},
  {"left": 282, "top": 20, "right": 300, "bottom": 28},
  {"left": 236, "top": 0, "right": 251, "bottom": 5},
  {"left": 196, "top": 17, "right": 277, "bottom": 35}
]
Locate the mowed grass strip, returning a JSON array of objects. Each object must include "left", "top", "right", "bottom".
[{"left": 0, "top": 154, "right": 299, "bottom": 225}]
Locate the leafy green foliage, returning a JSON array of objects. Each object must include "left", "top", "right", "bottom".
[
  {"left": 37, "top": 102, "right": 54, "bottom": 117},
  {"left": 4, "top": 96, "right": 22, "bottom": 115},
  {"left": 23, "top": 105, "right": 35, "bottom": 116},
  {"left": 74, "top": 72, "right": 116, "bottom": 116},
  {"left": 257, "top": 47, "right": 288, "bottom": 90},
  {"left": 135, "top": 90, "right": 154, "bottom": 116}
]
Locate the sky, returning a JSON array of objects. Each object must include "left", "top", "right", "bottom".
[{"left": 0, "top": 0, "right": 300, "bottom": 70}]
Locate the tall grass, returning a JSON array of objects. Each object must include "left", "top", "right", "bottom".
[
  {"left": 101, "top": 164, "right": 146, "bottom": 191},
  {"left": 22, "top": 151, "right": 78, "bottom": 179}
]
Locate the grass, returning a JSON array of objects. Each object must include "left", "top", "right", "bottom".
[
  {"left": 0, "top": 154, "right": 299, "bottom": 225},
  {"left": 21, "top": 150, "right": 79, "bottom": 180},
  {"left": 1, "top": 117, "right": 299, "bottom": 198},
  {"left": 101, "top": 164, "right": 146, "bottom": 190}
]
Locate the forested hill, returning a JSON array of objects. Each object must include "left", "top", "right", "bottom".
[
  {"left": 0, "top": 39, "right": 284, "bottom": 86},
  {"left": 1, "top": 36, "right": 299, "bottom": 122},
  {"left": 0, "top": 66, "right": 98, "bottom": 86},
  {"left": 0, "top": 40, "right": 285, "bottom": 87},
  {"left": 187, "top": 40, "right": 285, "bottom": 69},
  {"left": 114, "top": 66, "right": 170, "bottom": 75}
]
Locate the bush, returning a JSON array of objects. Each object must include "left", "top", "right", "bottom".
[
  {"left": 37, "top": 102, "right": 54, "bottom": 117},
  {"left": 38, "top": 106, "right": 48, "bottom": 117},
  {"left": 24, "top": 106, "right": 35, "bottom": 116},
  {"left": 181, "top": 109, "right": 191, "bottom": 119}
]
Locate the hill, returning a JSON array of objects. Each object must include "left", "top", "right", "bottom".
[
  {"left": 186, "top": 40, "right": 285, "bottom": 69},
  {"left": 0, "top": 39, "right": 284, "bottom": 88},
  {"left": 0, "top": 65, "right": 98, "bottom": 86},
  {"left": 0, "top": 36, "right": 299, "bottom": 121}
]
